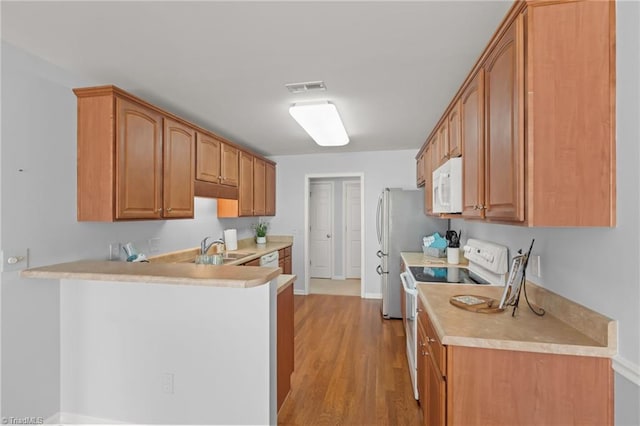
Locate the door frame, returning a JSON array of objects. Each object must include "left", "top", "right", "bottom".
[
  {"left": 308, "top": 180, "right": 335, "bottom": 279},
  {"left": 304, "top": 173, "right": 365, "bottom": 297},
  {"left": 343, "top": 180, "right": 361, "bottom": 280}
]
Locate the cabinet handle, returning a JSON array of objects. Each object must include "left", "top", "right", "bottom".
[
  {"left": 428, "top": 337, "right": 436, "bottom": 343},
  {"left": 166, "top": 207, "right": 173, "bottom": 212},
  {"left": 479, "top": 205, "right": 487, "bottom": 210},
  {"left": 156, "top": 208, "right": 163, "bottom": 213}
]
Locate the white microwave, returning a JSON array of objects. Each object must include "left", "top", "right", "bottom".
[{"left": 433, "top": 157, "right": 462, "bottom": 213}]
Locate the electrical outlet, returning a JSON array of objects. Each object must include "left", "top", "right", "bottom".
[
  {"left": 529, "top": 255, "right": 541, "bottom": 278},
  {"left": 0, "top": 248, "right": 30, "bottom": 272},
  {"left": 161, "top": 373, "right": 174, "bottom": 394},
  {"left": 148, "top": 238, "right": 161, "bottom": 254},
  {"left": 108, "top": 243, "right": 121, "bottom": 261}
]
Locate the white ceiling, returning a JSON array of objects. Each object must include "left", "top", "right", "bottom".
[{"left": 1, "top": 1, "right": 512, "bottom": 157}]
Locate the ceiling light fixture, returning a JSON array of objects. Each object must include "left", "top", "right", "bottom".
[{"left": 288, "top": 101, "right": 349, "bottom": 147}]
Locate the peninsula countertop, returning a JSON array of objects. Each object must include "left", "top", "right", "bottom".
[
  {"left": 418, "top": 283, "right": 617, "bottom": 358},
  {"left": 21, "top": 260, "right": 281, "bottom": 288}
]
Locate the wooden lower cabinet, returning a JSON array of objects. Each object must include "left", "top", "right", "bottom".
[
  {"left": 278, "top": 246, "right": 292, "bottom": 274},
  {"left": 417, "top": 306, "right": 613, "bottom": 426},
  {"left": 242, "top": 258, "right": 261, "bottom": 267},
  {"left": 277, "top": 282, "right": 295, "bottom": 411}
]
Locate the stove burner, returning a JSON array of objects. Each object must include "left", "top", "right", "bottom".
[{"left": 408, "top": 266, "right": 489, "bottom": 285}]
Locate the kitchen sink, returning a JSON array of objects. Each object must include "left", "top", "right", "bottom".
[
  {"left": 185, "top": 252, "right": 256, "bottom": 264},
  {"left": 223, "top": 252, "right": 255, "bottom": 260}
]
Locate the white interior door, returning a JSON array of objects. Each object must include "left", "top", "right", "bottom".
[
  {"left": 309, "top": 182, "right": 333, "bottom": 278},
  {"left": 344, "top": 181, "right": 361, "bottom": 279}
]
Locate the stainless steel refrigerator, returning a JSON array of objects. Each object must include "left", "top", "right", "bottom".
[{"left": 376, "top": 188, "right": 447, "bottom": 319}]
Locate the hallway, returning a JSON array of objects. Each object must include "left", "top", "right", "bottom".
[{"left": 278, "top": 295, "right": 422, "bottom": 425}]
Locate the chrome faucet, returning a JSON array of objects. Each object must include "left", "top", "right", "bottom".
[{"left": 201, "top": 236, "right": 224, "bottom": 255}]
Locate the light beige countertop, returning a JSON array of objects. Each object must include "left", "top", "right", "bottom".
[
  {"left": 22, "top": 260, "right": 282, "bottom": 288},
  {"left": 277, "top": 274, "right": 296, "bottom": 294},
  {"left": 21, "top": 236, "right": 294, "bottom": 288},
  {"left": 418, "top": 283, "right": 616, "bottom": 357},
  {"left": 401, "top": 251, "right": 468, "bottom": 268},
  {"left": 149, "top": 235, "right": 293, "bottom": 265}
]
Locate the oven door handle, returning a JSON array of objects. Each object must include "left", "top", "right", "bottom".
[{"left": 400, "top": 272, "right": 418, "bottom": 296}]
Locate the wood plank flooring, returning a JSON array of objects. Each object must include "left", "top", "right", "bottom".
[{"left": 278, "top": 294, "right": 422, "bottom": 426}]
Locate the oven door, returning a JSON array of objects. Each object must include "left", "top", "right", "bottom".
[{"left": 400, "top": 272, "right": 419, "bottom": 400}]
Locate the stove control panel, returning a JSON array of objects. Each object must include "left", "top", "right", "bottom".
[{"left": 463, "top": 239, "right": 508, "bottom": 274}]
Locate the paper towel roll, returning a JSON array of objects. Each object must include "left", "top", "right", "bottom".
[{"left": 224, "top": 229, "right": 238, "bottom": 251}]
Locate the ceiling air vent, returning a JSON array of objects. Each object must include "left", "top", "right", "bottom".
[{"left": 285, "top": 81, "right": 327, "bottom": 94}]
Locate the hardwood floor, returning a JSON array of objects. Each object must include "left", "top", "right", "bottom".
[{"left": 278, "top": 294, "right": 422, "bottom": 426}]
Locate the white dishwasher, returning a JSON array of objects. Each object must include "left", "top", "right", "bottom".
[{"left": 259, "top": 251, "right": 279, "bottom": 268}]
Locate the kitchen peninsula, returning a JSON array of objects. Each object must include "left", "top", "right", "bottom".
[{"left": 22, "top": 243, "right": 295, "bottom": 425}]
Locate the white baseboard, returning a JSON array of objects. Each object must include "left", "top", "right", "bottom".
[
  {"left": 364, "top": 292, "right": 382, "bottom": 299},
  {"left": 613, "top": 355, "right": 640, "bottom": 386},
  {"left": 331, "top": 275, "right": 346, "bottom": 280},
  {"left": 46, "top": 412, "right": 125, "bottom": 424},
  {"left": 293, "top": 289, "right": 308, "bottom": 296}
]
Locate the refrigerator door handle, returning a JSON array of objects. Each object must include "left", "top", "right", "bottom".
[{"left": 376, "top": 192, "right": 383, "bottom": 244}]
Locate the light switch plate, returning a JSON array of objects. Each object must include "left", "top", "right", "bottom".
[{"left": 0, "top": 248, "right": 30, "bottom": 272}]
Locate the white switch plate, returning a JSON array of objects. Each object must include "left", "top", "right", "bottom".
[
  {"left": 108, "top": 243, "right": 121, "bottom": 261},
  {"left": 148, "top": 238, "right": 161, "bottom": 254},
  {"left": 161, "top": 373, "right": 174, "bottom": 394},
  {"left": 529, "top": 255, "right": 541, "bottom": 278},
  {"left": 0, "top": 248, "right": 30, "bottom": 272}
]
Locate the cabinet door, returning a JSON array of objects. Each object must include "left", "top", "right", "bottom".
[
  {"left": 417, "top": 320, "right": 428, "bottom": 411},
  {"left": 265, "top": 162, "right": 276, "bottom": 216},
  {"left": 277, "top": 284, "right": 295, "bottom": 411},
  {"left": 424, "top": 142, "right": 434, "bottom": 215},
  {"left": 448, "top": 100, "right": 462, "bottom": 158},
  {"left": 483, "top": 16, "right": 525, "bottom": 222},
  {"left": 461, "top": 70, "right": 485, "bottom": 218},
  {"left": 195, "top": 132, "right": 220, "bottom": 183},
  {"left": 416, "top": 152, "right": 425, "bottom": 187},
  {"left": 115, "top": 97, "right": 163, "bottom": 220},
  {"left": 238, "top": 152, "right": 254, "bottom": 217},
  {"left": 220, "top": 143, "right": 239, "bottom": 187},
  {"left": 163, "top": 118, "right": 195, "bottom": 218},
  {"left": 284, "top": 255, "right": 292, "bottom": 275},
  {"left": 426, "top": 356, "right": 446, "bottom": 426},
  {"left": 436, "top": 122, "right": 449, "bottom": 167},
  {"left": 253, "top": 158, "right": 266, "bottom": 216}
]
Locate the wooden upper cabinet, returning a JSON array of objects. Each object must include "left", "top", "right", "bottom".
[
  {"left": 115, "top": 97, "right": 163, "bottom": 220},
  {"left": 416, "top": 152, "right": 425, "bottom": 187},
  {"left": 220, "top": 143, "right": 239, "bottom": 187},
  {"left": 195, "top": 132, "right": 220, "bottom": 183},
  {"left": 436, "top": 122, "right": 449, "bottom": 167},
  {"left": 424, "top": 141, "right": 435, "bottom": 216},
  {"left": 253, "top": 158, "right": 266, "bottom": 216},
  {"left": 461, "top": 70, "right": 485, "bottom": 219},
  {"left": 196, "top": 133, "right": 238, "bottom": 187},
  {"left": 163, "top": 118, "right": 195, "bottom": 218},
  {"left": 238, "top": 152, "right": 254, "bottom": 217},
  {"left": 447, "top": 100, "right": 462, "bottom": 158},
  {"left": 483, "top": 16, "right": 525, "bottom": 222},
  {"left": 265, "top": 162, "right": 276, "bottom": 216},
  {"left": 526, "top": 0, "right": 615, "bottom": 226}
]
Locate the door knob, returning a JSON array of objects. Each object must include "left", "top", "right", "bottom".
[{"left": 327, "top": 234, "right": 331, "bottom": 238}]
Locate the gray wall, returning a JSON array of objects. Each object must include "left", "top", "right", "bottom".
[
  {"left": 0, "top": 41, "right": 257, "bottom": 420},
  {"left": 451, "top": 2, "right": 640, "bottom": 423}
]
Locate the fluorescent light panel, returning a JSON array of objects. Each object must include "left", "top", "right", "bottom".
[{"left": 289, "top": 101, "right": 349, "bottom": 146}]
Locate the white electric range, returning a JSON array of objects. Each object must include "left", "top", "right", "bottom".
[{"left": 400, "top": 238, "right": 509, "bottom": 400}]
